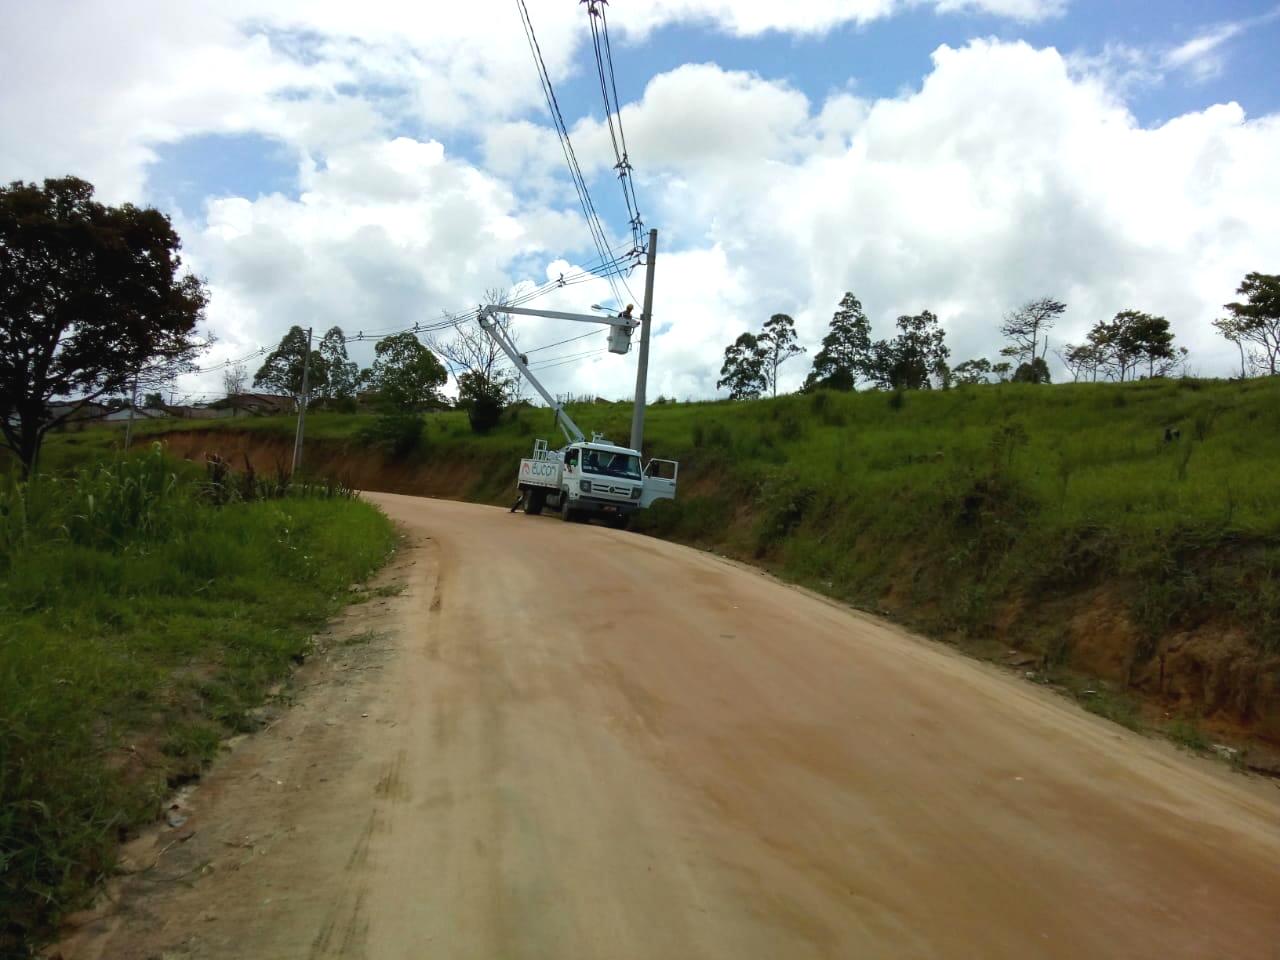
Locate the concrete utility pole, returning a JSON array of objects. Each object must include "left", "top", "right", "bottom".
[
  {"left": 291, "top": 327, "right": 313, "bottom": 475},
  {"left": 629, "top": 228, "right": 658, "bottom": 453}
]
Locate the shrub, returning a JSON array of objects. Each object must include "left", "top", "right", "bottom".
[{"left": 357, "top": 413, "right": 425, "bottom": 459}]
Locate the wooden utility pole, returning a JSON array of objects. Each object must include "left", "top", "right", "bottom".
[
  {"left": 291, "top": 327, "right": 313, "bottom": 475},
  {"left": 629, "top": 228, "right": 658, "bottom": 453}
]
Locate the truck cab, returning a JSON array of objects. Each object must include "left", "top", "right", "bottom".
[{"left": 516, "top": 438, "right": 677, "bottom": 529}]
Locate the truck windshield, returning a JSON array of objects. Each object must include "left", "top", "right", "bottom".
[{"left": 582, "top": 451, "right": 642, "bottom": 480}]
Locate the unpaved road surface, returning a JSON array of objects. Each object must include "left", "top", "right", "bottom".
[{"left": 61, "top": 495, "right": 1280, "bottom": 960}]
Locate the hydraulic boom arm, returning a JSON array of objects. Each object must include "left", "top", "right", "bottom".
[{"left": 478, "top": 307, "right": 586, "bottom": 444}]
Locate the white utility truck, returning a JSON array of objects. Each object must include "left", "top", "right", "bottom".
[{"left": 479, "top": 303, "right": 678, "bottom": 529}]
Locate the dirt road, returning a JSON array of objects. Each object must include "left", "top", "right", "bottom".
[{"left": 62, "top": 495, "right": 1280, "bottom": 960}]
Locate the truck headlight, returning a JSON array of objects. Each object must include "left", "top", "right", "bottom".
[
  {"left": 580, "top": 480, "right": 592, "bottom": 493},
  {"left": 630, "top": 487, "right": 641, "bottom": 499}
]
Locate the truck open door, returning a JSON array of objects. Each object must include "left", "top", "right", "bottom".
[{"left": 641, "top": 459, "right": 678, "bottom": 508}]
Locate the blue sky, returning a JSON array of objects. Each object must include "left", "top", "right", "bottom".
[
  {"left": 145, "top": 3, "right": 1280, "bottom": 219},
  {"left": 5, "top": 0, "right": 1279, "bottom": 397}
]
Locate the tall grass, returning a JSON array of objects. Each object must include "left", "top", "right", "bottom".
[
  {"left": 0, "top": 446, "right": 395, "bottom": 952},
  {"left": 45, "top": 378, "right": 1280, "bottom": 710}
]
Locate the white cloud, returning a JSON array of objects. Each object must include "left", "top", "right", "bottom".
[
  {"left": 576, "top": 40, "right": 1280, "bottom": 393},
  {"left": 613, "top": 0, "right": 1065, "bottom": 37},
  {"left": 4, "top": 5, "right": 1278, "bottom": 404},
  {"left": 1162, "top": 7, "right": 1280, "bottom": 84}
]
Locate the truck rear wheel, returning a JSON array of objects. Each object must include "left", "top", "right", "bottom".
[{"left": 525, "top": 488, "right": 545, "bottom": 516}]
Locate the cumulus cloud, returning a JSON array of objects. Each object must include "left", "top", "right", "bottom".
[
  {"left": 615, "top": 0, "right": 1065, "bottom": 37},
  {"left": 3, "top": 4, "right": 1278, "bottom": 404},
  {"left": 574, "top": 40, "right": 1280, "bottom": 393}
]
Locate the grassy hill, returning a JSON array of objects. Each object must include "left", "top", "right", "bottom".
[{"left": 42, "top": 376, "right": 1280, "bottom": 754}]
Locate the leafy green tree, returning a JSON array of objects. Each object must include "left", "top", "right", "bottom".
[
  {"left": 759, "top": 313, "right": 806, "bottom": 397},
  {"left": 1013, "top": 357, "right": 1052, "bottom": 383},
  {"left": 458, "top": 369, "right": 505, "bottom": 433},
  {"left": 1218, "top": 272, "right": 1280, "bottom": 375},
  {"left": 717, "top": 332, "right": 768, "bottom": 400},
  {"left": 1085, "top": 310, "right": 1177, "bottom": 381},
  {"left": 804, "top": 292, "right": 871, "bottom": 392},
  {"left": 319, "top": 327, "right": 359, "bottom": 400},
  {"left": 952, "top": 358, "right": 994, "bottom": 385},
  {"left": 868, "top": 311, "right": 951, "bottom": 391},
  {"left": 254, "top": 326, "right": 327, "bottom": 404},
  {"left": 367, "top": 332, "right": 447, "bottom": 411},
  {"left": 1059, "top": 343, "right": 1103, "bottom": 382},
  {"left": 143, "top": 392, "right": 165, "bottom": 409},
  {"left": 999, "top": 298, "right": 1065, "bottom": 371},
  {"left": 991, "top": 361, "right": 1013, "bottom": 383},
  {"left": 0, "top": 176, "right": 207, "bottom": 475}
]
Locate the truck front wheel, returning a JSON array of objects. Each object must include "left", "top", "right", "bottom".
[{"left": 560, "top": 496, "right": 575, "bottom": 523}]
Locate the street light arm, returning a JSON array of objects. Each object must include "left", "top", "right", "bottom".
[{"left": 483, "top": 304, "right": 638, "bottom": 332}]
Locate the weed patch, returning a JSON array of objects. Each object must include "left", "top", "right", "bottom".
[{"left": 0, "top": 449, "right": 395, "bottom": 951}]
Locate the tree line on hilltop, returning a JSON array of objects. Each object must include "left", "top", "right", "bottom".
[
  {"left": 716, "top": 276, "right": 1279, "bottom": 400},
  {"left": 3, "top": 175, "right": 1279, "bottom": 474}
]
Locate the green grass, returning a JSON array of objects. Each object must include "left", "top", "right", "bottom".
[
  {"left": 0, "top": 448, "right": 396, "bottom": 952},
  {"left": 33, "top": 376, "right": 1280, "bottom": 728}
]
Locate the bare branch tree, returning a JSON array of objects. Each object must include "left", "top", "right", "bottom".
[
  {"left": 1000, "top": 298, "right": 1066, "bottom": 368},
  {"left": 426, "top": 287, "right": 521, "bottom": 401},
  {"left": 222, "top": 363, "right": 247, "bottom": 397}
]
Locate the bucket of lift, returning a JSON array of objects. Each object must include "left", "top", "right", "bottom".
[{"left": 608, "top": 325, "right": 633, "bottom": 354}]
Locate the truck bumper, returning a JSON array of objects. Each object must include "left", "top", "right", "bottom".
[{"left": 570, "top": 495, "right": 638, "bottom": 517}]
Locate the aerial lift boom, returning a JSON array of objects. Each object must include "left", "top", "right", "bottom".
[{"left": 478, "top": 303, "right": 638, "bottom": 445}]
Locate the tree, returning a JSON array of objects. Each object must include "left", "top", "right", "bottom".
[
  {"left": 1083, "top": 310, "right": 1177, "bottom": 382},
  {"left": 867, "top": 311, "right": 951, "bottom": 391},
  {"left": 758, "top": 313, "right": 806, "bottom": 397},
  {"left": 717, "top": 332, "right": 768, "bottom": 400},
  {"left": 143, "top": 392, "right": 165, "bottom": 409},
  {"left": 1059, "top": 343, "right": 1103, "bottom": 382},
  {"left": 999, "top": 298, "right": 1065, "bottom": 370},
  {"left": 804, "top": 292, "right": 872, "bottom": 392},
  {"left": 1212, "top": 315, "right": 1251, "bottom": 378},
  {"left": 319, "top": 327, "right": 359, "bottom": 401},
  {"left": 0, "top": 176, "right": 207, "bottom": 474},
  {"left": 1218, "top": 273, "right": 1280, "bottom": 376},
  {"left": 426, "top": 288, "right": 519, "bottom": 404},
  {"left": 222, "top": 363, "right": 247, "bottom": 396},
  {"left": 952, "top": 358, "right": 993, "bottom": 385},
  {"left": 457, "top": 370, "right": 506, "bottom": 433},
  {"left": 1012, "top": 357, "right": 1052, "bottom": 383},
  {"left": 253, "top": 326, "right": 327, "bottom": 405},
  {"left": 1125, "top": 311, "right": 1176, "bottom": 378},
  {"left": 367, "top": 332, "right": 447, "bottom": 411},
  {"left": 991, "top": 361, "right": 1013, "bottom": 383}
]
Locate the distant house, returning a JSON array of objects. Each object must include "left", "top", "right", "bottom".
[
  {"left": 45, "top": 401, "right": 110, "bottom": 432},
  {"left": 102, "top": 405, "right": 169, "bottom": 424},
  {"left": 207, "top": 393, "right": 295, "bottom": 417}
]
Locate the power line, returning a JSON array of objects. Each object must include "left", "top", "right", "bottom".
[
  {"left": 515, "top": 0, "right": 630, "bottom": 307},
  {"left": 585, "top": 0, "right": 643, "bottom": 253},
  {"left": 524, "top": 330, "right": 603, "bottom": 355},
  {"left": 529, "top": 349, "right": 607, "bottom": 371},
  {"left": 528, "top": 345, "right": 609, "bottom": 368}
]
